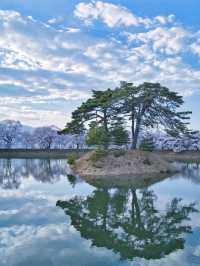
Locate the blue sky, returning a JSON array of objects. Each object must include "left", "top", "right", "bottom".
[{"left": 0, "top": 1, "right": 200, "bottom": 129}]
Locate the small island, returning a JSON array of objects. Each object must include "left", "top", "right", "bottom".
[
  {"left": 72, "top": 149, "right": 176, "bottom": 177},
  {"left": 61, "top": 81, "right": 195, "bottom": 179}
]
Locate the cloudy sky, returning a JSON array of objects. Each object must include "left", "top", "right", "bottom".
[{"left": 0, "top": 0, "right": 200, "bottom": 129}]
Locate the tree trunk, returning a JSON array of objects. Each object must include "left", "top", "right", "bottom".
[
  {"left": 131, "top": 118, "right": 140, "bottom": 150},
  {"left": 103, "top": 110, "right": 108, "bottom": 133},
  {"left": 102, "top": 189, "right": 109, "bottom": 231},
  {"left": 103, "top": 109, "right": 109, "bottom": 150},
  {"left": 131, "top": 189, "right": 143, "bottom": 229},
  {"left": 131, "top": 190, "right": 135, "bottom": 226},
  {"left": 131, "top": 110, "right": 135, "bottom": 149},
  {"left": 131, "top": 107, "right": 144, "bottom": 150}
]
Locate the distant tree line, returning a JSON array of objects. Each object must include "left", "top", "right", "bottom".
[
  {"left": 0, "top": 121, "right": 85, "bottom": 149},
  {"left": 60, "top": 82, "right": 192, "bottom": 150}
]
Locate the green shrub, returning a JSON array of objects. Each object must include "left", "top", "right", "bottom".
[
  {"left": 111, "top": 125, "right": 130, "bottom": 147},
  {"left": 68, "top": 153, "right": 78, "bottom": 165},
  {"left": 89, "top": 149, "right": 108, "bottom": 163}
]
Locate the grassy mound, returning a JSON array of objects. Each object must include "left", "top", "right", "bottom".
[{"left": 72, "top": 149, "right": 176, "bottom": 178}]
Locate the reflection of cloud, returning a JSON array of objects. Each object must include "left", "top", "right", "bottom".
[
  {"left": 0, "top": 200, "right": 66, "bottom": 226},
  {"left": 1, "top": 220, "right": 200, "bottom": 266},
  {"left": 0, "top": 159, "right": 200, "bottom": 265},
  {"left": 0, "top": 224, "right": 68, "bottom": 265},
  {"left": 0, "top": 223, "right": 124, "bottom": 266},
  {"left": 132, "top": 240, "right": 200, "bottom": 266},
  {"left": 0, "top": 171, "right": 95, "bottom": 265}
]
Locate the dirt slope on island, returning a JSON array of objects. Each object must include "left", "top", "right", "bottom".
[{"left": 72, "top": 150, "right": 176, "bottom": 177}]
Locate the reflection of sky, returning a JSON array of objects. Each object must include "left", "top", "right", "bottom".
[
  {"left": 0, "top": 159, "right": 200, "bottom": 265},
  {"left": 138, "top": 169, "right": 200, "bottom": 266}
]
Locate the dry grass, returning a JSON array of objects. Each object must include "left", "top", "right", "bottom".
[{"left": 72, "top": 150, "right": 176, "bottom": 177}]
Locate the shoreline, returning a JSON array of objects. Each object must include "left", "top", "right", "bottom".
[
  {"left": 0, "top": 149, "right": 89, "bottom": 159},
  {"left": 157, "top": 151, "right": 200, "bottom": 162},
  {"left": 0, "top": 149, "right": 200, "bottom": 161}
]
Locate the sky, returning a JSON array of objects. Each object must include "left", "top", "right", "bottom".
[{"left": 0, "top": 1, "right": 200, "bottom": 129}]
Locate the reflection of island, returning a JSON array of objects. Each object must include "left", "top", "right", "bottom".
[
  {"left": 57, "top": 188, "right": 197, "bottom": 260},
  {"left": 0, "top": 159, "right": 69, "bottom": 189}
]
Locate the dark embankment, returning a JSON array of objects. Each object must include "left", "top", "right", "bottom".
[
  {"left": 0, "top": 149, "right": 89, "bottom": 159},
  {"left": 159, "top": 151, "right": 200, "bottom": 163}
]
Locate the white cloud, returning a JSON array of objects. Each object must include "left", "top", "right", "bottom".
[
  {"left": 0, "top": 6, "right": 199, "bottom": 127},
  {"left": 191, "top": 34, "right": 200, "bottom": 58},
  {"left": 47, "top": 16, "right": 64, "bottom": 24},
  {"left": 66, "top": 27, "right": 80, "bottom": 33},
  {"left": 74, "top": 1, "right": 151, "bottom": 27},
  {"left": 0, "top": 10, "right": 24, "bottom": 23},
  {"left": 74, "top": 1, "right": 175, "bottom": 28},
  {"left": 154, "top": 14, "right": 175, "bottom": 25},
  {"left": 125, "top": 27, "right": 188, "bottom": 55}
]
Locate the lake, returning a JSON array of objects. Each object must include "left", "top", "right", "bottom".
[{"left": 0, "top": 159, "right": 200, "bottom": 266}]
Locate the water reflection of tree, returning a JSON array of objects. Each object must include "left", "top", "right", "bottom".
[
  {"left": 57, "top": 188, "right": 197, "bottom": 260},
  {"left": 177, "top": 162, "right": 200, "bottom": 184},
  {"left": 0, "top": 159, "right": 21, "bottom": 189},
  {"left": 0, "top": 159, "right": 69, "bottom": 189}
]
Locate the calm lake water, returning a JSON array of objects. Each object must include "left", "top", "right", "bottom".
[{"left": 0, "top": 159, "right": 200, "bottom": 266}]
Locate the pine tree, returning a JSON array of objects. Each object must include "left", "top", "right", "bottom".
[
  {"left": 61, "top": 81, "right": 192, "bottom": 151},
  {"left": 119, "top": 82, "right": 191, "bottom": 149},
  {"left": 110, "top": 118, "right": 130, "bottom": 147},
  {"left": 86, "top": 122, "right": 110, "bottom": 149},
  {"left": 111, "top": 125, "right": 130, "bottom": 147},
  {"left": 61, "top": 89, "right": 121, "bottom": 149}
]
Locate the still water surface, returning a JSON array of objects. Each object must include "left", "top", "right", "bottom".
[{"left": 0, "top": 159, "right": 200, "bottom": 266}]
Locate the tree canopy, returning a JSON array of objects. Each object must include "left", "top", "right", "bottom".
[
  {"left": 61, "top": 82, "right": 191, "bottom": 149},
  {"left": 118, "top": 82, "right": 191, "bottom": 149}
]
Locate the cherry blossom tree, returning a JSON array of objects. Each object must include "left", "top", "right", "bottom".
[
  {"left": 33, "top": 127, "right": 57, "bottom": 149},
  {"left": 0, "top": 121, "right": 22, "bottom": 148},
  {"left": 22, "top": 131, "right": 35, "bottom": 149}
]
